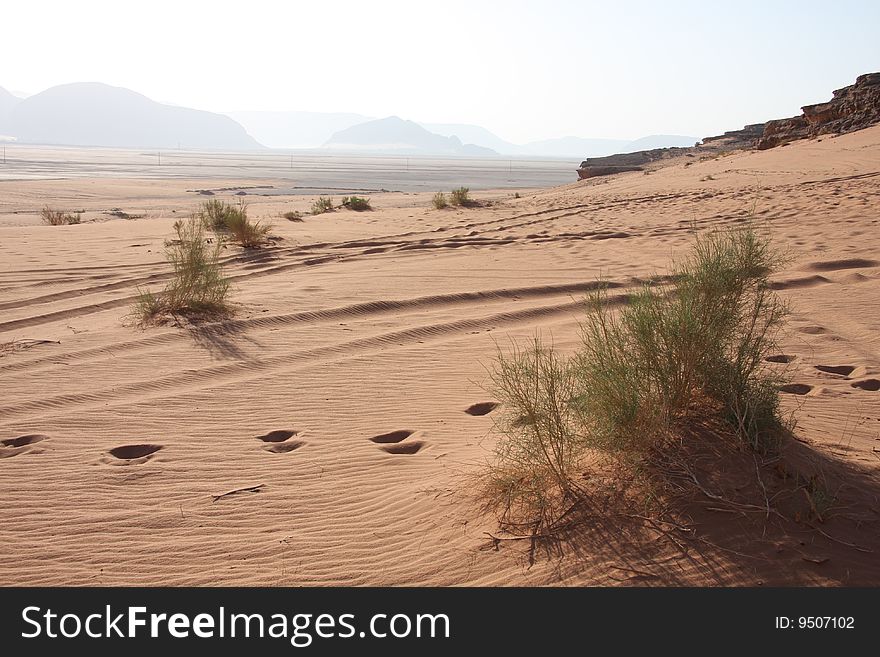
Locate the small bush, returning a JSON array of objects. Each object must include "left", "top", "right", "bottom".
[
  {"left": 198, "top": 199, "right": 239, "bottom": 231},
  {"left": 41, "top": 207, "right": 81, "bottom": 225},
  {"left": 311, "top": 197, "right": 334, "bottom": 215},
  {"left": 283, "top": 210, "right": 303, "bottom": 222},
  {"left": 450, "top": 187, "right": 471, "bottom": 206},
  {"left": 486, "top": 223, "right": 790, "bottom": 530},
  {"left": 198, "top": 199, "right": 271, "bottom": 248},
  {"left": 341, "top": 196, "right": 372, "bottom": 211},
  {"left": 432, "top": 192, "right": 449, "bottom": 209},
  {"left": 133, "top": 217, "right": 230, "bottom": 323}
]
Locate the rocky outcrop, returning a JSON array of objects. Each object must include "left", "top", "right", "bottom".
[
  {"left": 577, "top": 147, "right": 689, "bottom": 179},
  {"left": 577, "top": 124, "right": 766, "bottom": 179},
  {"left": 757, "top": 73, "right": 880, "bottom": 149}
]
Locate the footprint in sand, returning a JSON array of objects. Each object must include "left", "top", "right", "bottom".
[
  {"left": 814, "top": 365, "right": 856, "bottom": 377},
  {"left": 779, "top": 383, "right": 813, "bottom": 395},
  {"left": 256, "top": 429, "right": 305, "bottom": 454},
  {"left": 851, "top": 379, "right": 880, "bottom": 392},
  {"left": 464, "top": 401, "right": 499, "bottom": 416},
  {"left": 765, "top": 354, "right": 796, "bottom": 364},
  {"left": 0, "top": 434, "right": 49, "bottom": 458},
  {"left": 369, "top": 430, "right": 426, "bottom": 455},
  {"left": 105, "top": 444, "right": 163, "bottom": 465}
]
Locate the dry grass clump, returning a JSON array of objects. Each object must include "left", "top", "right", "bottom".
[
  {"left": 41, "top": 207, "right": 82, "bottom": 225},
  {"left": 283, "top": 210, "right": 304, "bottom": 222},
  {"left": 485, "top": 224, "right": 790, "bottom": 532},
  {"left": 449, "top": 186, "right": 472, "bottom": 206},
  {"left": 197, "top": 199, "right": 272, "bottom": 248},
  {"left": 432, "top": 192, "right": 449, "bottom": 209},
  {"left": 134, "top": 217, "right": 231, "bottom": 324},
  {"left": 341, "top": 196, "right": 372, "bottom": 211},
  {"left": 311, "top": 197, "right": 335, "bottom": 215}
]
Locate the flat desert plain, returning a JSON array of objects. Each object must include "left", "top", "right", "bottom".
[{"left": 1, "top": 129, "right": 879, "bottom": 586}]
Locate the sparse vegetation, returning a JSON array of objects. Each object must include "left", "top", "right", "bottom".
[
  {"left": 450, "top": 186, "right": 471, "bottom": 206},
  {"left": 311, "top": 196, "right": 335, "bottom": 215},
  {"left": 41, "top": 207, "right": 82, "bottom": 225},
  {"left": 283, "top": 210, "right": 304, "bottom": 222},
  {"left": 106, "top": 208, "right": 145, "bottom": 220},
  {"left": 432, "top": 192, "right": 449, "bottom": 209},
  {"left": 197, "top": 199, "right": 272, "bottom": 248},
  {"left": 485, "top": 224, "right": 790, "bottom": 531},
  {"left": 133, "top": 217, "right": 230, "bottom": 323},
  {"left": 340, "top": 196, "right": 372, "bottom": 211}
]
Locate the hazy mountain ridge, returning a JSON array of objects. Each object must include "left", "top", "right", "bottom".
[
  {"left": 0, "top": 82, "right": 261, "bottom": 150},
  {"left": 323, "top": 116, "right": 497, "bottom": 155},
  {"left": 227, "top": 110, "right": 373, "bottom": 149},
  {"left": 0, "top": 81, "right": 697, "bottom": 156}
]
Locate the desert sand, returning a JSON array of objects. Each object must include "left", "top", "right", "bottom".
[{"left": 1, "top": 127, "right": 879, "bottom": 586}]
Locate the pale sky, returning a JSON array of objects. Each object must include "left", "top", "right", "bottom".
[{"left": 2, "top": 0, "right": 878, "bottom": 143}]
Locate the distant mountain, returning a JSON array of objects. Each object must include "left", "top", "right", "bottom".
[
  {"left": 517, "top": 136, "right": 630, "bottom": 158},
  {"left": 324, "top": 116, "right": 497, "bottom": 155},
  {"left": 1, "top": 82, "right": 262, "bottom": 150},
  {"left": 623, "top": 134, "right": 699, "bottom": 151},
  {"left": 227, "top": 110, "right": 372, "bottom": 148},
  {"left": 0, "top": 86, "right": 20, "bottom": 132},
  {"left": 422, "top": 123, "right": 698, "bottom": 158},
  {"left": 420, "top": 122, "right": 519, "bottom": 155}
]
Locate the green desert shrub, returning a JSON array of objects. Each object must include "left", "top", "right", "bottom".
[
  {"left": 341, "top": 196, "right": 372, "bottom": 211},
  {"left": 311, "top": 196, "right": 334, "bottom": 215},
  {"left": 198, "top": 198, "right": 239, "bottom": 231},
  {"left": 486, "top": 224, "right": 789, "bottom": 530},
  {"left": 134, "top": 217, "right": 230, "bottom": 323},
  {"left": 198, "top": 199, "right": 271, "bottom": 247},
  {"left": 41, "top": 207, "right": 82, "bottom": 225},
  {"left": 432, "top": 192, "right": 449, "bottom": 209},
  {"left": 449, "top": 186, "right": 471, "bottom": 206},
  {"left": 283, "top": 210, "right": 303, "bottom": 222}
]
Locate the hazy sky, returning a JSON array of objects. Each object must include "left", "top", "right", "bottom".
[{"left": 2, "top": 0, "right": 878, "bottom": 143}]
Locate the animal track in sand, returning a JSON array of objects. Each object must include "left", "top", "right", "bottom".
[
  {"left": 779, "top": 383, "right": 813, "bottom": 395},
  {"left": 766, "top": 354, "right": 796, "bottom": 363},
  {"left": 369, "top": 430, "right": 425, "bottom": 455},
  {"left": 0, "top": 434, "right": 49, "bottom": 458},
  {"left": 369, "top": 430, "right": 414, "bottom": 444},
  {"left": 255, "top": 429, "right": 305, "bottom": 454},
  {"left": 381, "top": 441, "right": 425, "bottom": 455},
  {"left": 108, "top": 444, "right": 163, "bottom": 461},
  {"left": 256, "top": 429, "right": 298, "bottom": 443},
  {"left": 814, "top": 365, "right": 856, "bottom": 376},
  {"left": 2, "top": 434, "right": 49, "bottom": 448},
  {"left": 806, "top": 258, "right": 879, "bottom": 272},
  {"left": 265, "top": 441, "right": 305, "bottom": 454},
  {"left": 465, "top": 401, "right": 499, "bottom": 416},
  {"left": 851, "top": 379, "right": 880, "bottom": 392}
]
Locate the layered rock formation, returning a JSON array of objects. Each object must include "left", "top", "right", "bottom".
[
  {"left": 757, "top": 73, "right": 880, "bottom": 149},
  {"left": 577, "top": 73, "right": 880, "bottom": 178}
]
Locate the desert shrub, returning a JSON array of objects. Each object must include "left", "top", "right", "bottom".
[
  {"left": 223, "top": 209, "right": 272, "bottom": 248},
  {"left": 450, "top": 187, "right": 471, "bottom": 206},
  {"left": 341, "top": 196, "right": 372, "bottom": 211},
  {"left": 283, "top": 210, "right": 303, "bottom": 222},
  {"left": 41, "top": 207, "right": 81, "bottom": 225},
  {"left": 198, "top": 199, "right": 271, "bottom": 247},
  {"left": 311, "top": 197, "right": 334, "bottom": 215},
  {"left": 432, "top": 192, "right": 449, "bottom": 209},
  {"left": 133, "top": 217, "right": 230, "bottom": 323},
  {"left": 486, "top": 338, "right": 588, "bottom": 528},
  {"left": 487, "top": 224, "right": 789, "bottom": 530},
  {"left": 198, "top": 198, "right": 239, "bottom": 231}
]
